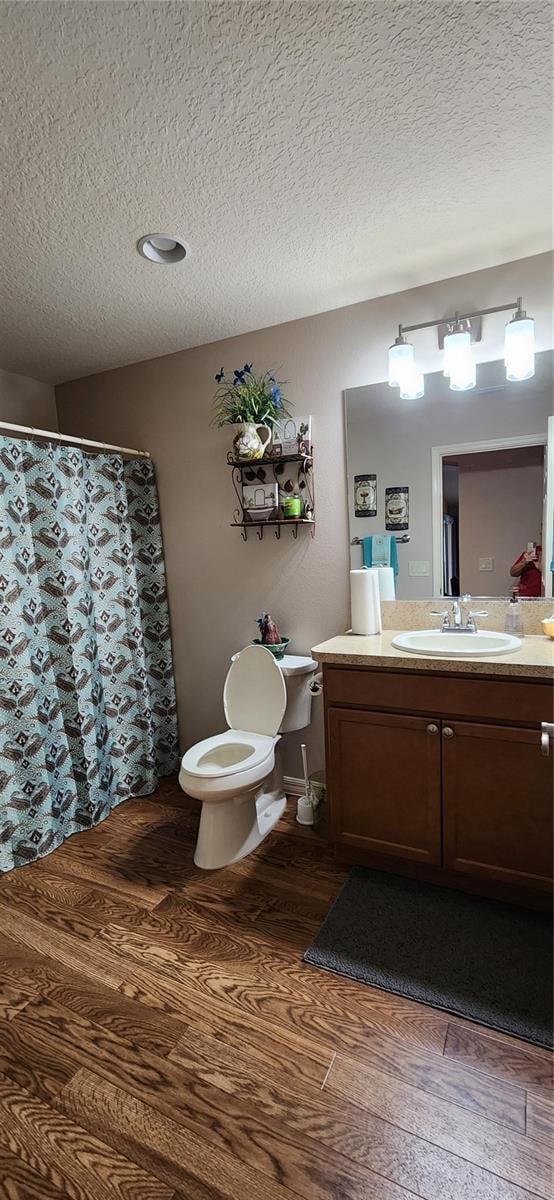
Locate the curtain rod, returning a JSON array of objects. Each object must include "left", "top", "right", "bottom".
[{"left": 0, "top": 420, "right": 150, "bottom": 459}]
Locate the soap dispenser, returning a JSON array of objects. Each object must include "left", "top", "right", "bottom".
[{"left": 505, "top": 596, "right": 523, "bottom": 636}]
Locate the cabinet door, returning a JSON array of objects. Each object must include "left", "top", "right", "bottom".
[
  {"left": 442, "top": 722, "right": 553, "bottom": 890},
  {"left": 327, "top": 708, "right": 442, "bottom": 865}
]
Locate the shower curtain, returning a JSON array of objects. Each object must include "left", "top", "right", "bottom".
[{"left": 0, "top": 435, "right": 179, "bottom": 873}]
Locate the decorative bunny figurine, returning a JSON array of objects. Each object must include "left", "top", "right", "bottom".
[{"left": 257, "top": 614, "right": 282, "bottom": 645}]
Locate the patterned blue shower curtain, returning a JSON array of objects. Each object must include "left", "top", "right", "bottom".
[{"left": 0, "top": 436, "right": 179, "bottom": 873}]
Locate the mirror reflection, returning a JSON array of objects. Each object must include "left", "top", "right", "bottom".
[{"left": 345, "top": 350, "right": 553, "bottom": 600}]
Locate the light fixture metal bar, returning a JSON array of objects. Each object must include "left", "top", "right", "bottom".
[{"left": 399, "top": 297, "right": 521, "bottom": 337}]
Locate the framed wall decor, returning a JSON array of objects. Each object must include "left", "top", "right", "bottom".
[
  {"left": 242, "top": 482, "right": 278, "bottom": 509},
  {"left": 272, "top": 416, "right": 312, "bottom": 457},
  {"left": 354, "top": 473, "right": 377, "bottom": 517},
  {"left": 385, "top": 485, "right": 409, "bottom": 531}
]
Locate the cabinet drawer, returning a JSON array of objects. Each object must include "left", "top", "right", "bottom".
[{"left": 323, "top": 665, "right": 552, "bottom": 725}]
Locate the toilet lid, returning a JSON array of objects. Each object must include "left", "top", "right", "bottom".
[{"left": 224, "top": 644, "right": 287, "bottom": 736}]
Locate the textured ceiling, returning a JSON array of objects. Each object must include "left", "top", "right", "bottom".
[{"left": 0, "top": 0, "right": 551, "bottom": 384}]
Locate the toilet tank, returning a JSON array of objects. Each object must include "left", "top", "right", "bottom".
[
  {"left": 277, "top": 654, "right": 318, "bottom": 732},
  {"left": 231, "top": 651, "right": 317, "bottom": 733}
]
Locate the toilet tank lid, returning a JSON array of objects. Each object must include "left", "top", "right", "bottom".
[
  {"left": 231, "top": 651, "right": 316, "bottom": 677},
  {"left": 278, "top": 654, "right": 317, "bottom": 677}
]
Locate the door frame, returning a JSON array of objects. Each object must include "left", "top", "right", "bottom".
[
  {"left": 543, "top": 416, "right": 554, "bottom": 600},
  {"left": 431, "top": 433, "right": 548, "bottom": 596}
]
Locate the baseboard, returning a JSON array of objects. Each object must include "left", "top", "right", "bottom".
[{"left": 284, "top": 775, "right": 305, "bottom": 797}]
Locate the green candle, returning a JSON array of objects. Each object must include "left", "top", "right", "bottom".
[{"left": 282, "top": 493, "right": 303, "bottom": 519}]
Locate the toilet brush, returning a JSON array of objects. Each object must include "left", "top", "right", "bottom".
[{"left": 296, "top": 743, "right": 314, "bottom": 825}]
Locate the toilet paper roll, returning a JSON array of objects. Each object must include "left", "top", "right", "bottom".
[
  {"left": 350, "top": 568, "right": 382, "bottom": 635},
  {"left": 374, "top": 565, "right": 396, "bottom": 601},
  {"left": 307, "top": 672, "right": 324, "bottom": 696}
]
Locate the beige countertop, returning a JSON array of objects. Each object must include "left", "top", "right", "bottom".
[{"left": 312, "top": 631, "right": 554, "bottom": 680}]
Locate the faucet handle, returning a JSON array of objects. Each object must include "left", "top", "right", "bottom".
[
  {"left": 466, "top": 608, "right": 488, "bottom": 632},
  {"left": 430, "top": 608, "right": 450, "bottom": 630}
]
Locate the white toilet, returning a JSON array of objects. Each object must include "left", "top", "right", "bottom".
[{"left": 179, "top": 644, "right": 317, "bottom": 869}]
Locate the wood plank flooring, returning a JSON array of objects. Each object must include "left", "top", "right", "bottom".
[{"left": 0, "top": 777, "right": 551, "bottom": 1199}]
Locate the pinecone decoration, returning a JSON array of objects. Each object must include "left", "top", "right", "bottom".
[{"left": 257, "top": 614, "right": 282, "bottom": 645}]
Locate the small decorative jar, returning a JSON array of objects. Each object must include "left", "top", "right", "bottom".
[
  {"left": 282, "top": 492, "right": 303, "bottom": 519},
  {"left": 232, "top": 423, "right": 271, "bottom": 461}
]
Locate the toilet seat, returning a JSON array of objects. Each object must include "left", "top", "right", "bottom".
[{"left": 181, "top": 728, "right": 275, "bottom": 779}]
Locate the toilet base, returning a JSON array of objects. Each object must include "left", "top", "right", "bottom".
[{"left": 194, "top": 784, "right": 287, "bottom": 870}]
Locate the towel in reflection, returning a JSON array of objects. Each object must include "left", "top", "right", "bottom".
[{"left": 361, "top": 534, "right": 399, "bottom": 576}]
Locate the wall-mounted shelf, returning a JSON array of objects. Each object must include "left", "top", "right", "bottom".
[
  {"left": 228, "top": 447, "right": 315, "bottom": 540},
  {"left": 226, "top": 451, "right": 313, "bottom": 469},
  {"left": 231, "top": 518, "right": 315, "bottom": 541}
]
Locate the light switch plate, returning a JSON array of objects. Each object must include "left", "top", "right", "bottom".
[
  {"left": 478, "top": 556, "right": 494, "bottom": 571},
  {"left": 409, "top": 560, "right": 430, "bottom": 577}
]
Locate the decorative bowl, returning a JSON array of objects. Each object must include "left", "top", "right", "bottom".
[
  {"left": 252, "top": 636, "right": 291, "bottom": 660},
  {"left": 541, "top": 618, "right": 554, "bottom": 639},
  {"left": 244, "top": 506, "right": 278, "bottom": 523}
]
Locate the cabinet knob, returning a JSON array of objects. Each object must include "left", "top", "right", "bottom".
[
  {"left": 541, "top": 722, "right": 554, "bottom": 757},
  {"left": 426, "top": 723, "right": 439, "bottom": 735},
  {"left": 443, "top": 726, "right": 454, "bottom": 738}
]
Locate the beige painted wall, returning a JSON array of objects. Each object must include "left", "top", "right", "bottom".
[
  {"left": 55, "top": 251, "right": 554, "bottom": 777},
  {"left": 458, "top": 448, "right": 544, "bottom": 596},
  {"left": 0, "top": 367, "right": 57, "bottom": 428}
]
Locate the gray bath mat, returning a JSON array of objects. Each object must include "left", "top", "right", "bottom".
[{"left": 304, "top": 867, "right": 553, "bottom": 1048}]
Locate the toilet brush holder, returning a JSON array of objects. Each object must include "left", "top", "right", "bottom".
[{"left": 296, "top": 794, "right": 315, "bottom": 825}]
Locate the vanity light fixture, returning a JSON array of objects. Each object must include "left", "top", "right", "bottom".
[
  {"left": 443, "top": 321, "right": 476, "bottom": 392},
  {"left": 388, "top": 334, "right": 414, "bottom": 388},
  {"left": 389, "top": 296, "right": 535, "bottom": 394},
  {"left": 399, "top": 363, "right": 424, "bottom": 400},
  {"left": 504, "top": 301, "right": 536, "bottom": 381}
]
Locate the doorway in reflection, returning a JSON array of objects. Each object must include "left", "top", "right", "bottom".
[{"left": 442, "top": 444, "right": 545, "bottom": 597}]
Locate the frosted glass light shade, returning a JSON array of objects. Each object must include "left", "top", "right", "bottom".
[
  {"left": 399, "top": 363, "right": 424, "bottom": 399},
  {"left": 444, "top": 330, "right": 476, "bottom": 391},
  {"left": 505, "top": 316, "right": 535, "bottom": 381},
  {"left": 388, "top": 340, "right": 414, "bottom": 387}
]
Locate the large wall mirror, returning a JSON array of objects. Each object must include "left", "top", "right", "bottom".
[{"left": 345, "top": 350, "right": 553, "bottom": 599}]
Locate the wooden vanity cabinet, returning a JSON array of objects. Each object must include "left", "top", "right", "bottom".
[
  {"left": 327, "top": 708, "right": 442, "bottom": 865},
  {"left": 442, "top": 721, "right": 553, "bottom": 890},
  {"left": 324, "top": 665, "right": 554, "bottom": 903}
]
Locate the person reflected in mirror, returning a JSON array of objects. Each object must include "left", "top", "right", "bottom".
[{"left": 510, "top": 543, "right": 543, "bottom": 596}]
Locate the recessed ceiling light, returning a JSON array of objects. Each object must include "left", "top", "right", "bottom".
[{"left": 137, "top": 233, "right": 189, "bottom": 264}]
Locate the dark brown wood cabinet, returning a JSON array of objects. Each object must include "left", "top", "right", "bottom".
[
  {"left": 328, "top": 708, "right": 442, "bottom": 865},
  {"left": 323, "top": 663, "right": 554, "bottom": 904},
  {"left": 442, "top": 720, "right": 553, "bottom": 890}
]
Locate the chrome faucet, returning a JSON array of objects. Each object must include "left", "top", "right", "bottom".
[{"left": 431, "top": 596, "right": 488, "bottom": 633}]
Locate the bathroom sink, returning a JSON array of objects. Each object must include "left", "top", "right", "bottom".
[{"left": 391, "top": 629, "right": 522, "bottom": 657}]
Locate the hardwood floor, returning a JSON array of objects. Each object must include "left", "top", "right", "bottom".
[{"left": 0, "top": 778, "right": 551, "bottom": 1200}]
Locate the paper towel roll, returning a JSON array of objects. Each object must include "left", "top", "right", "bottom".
[
  {"left": 374, "top": 565, "right": 396, "bottom": 601},
  {"left": 350, "top": 568, "right": 382, "bottom": 635}
]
